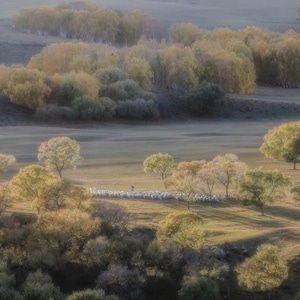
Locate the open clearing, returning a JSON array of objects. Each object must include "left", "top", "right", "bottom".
[{"left": 0, "top": 118, "right": 298, "bottom": 190}]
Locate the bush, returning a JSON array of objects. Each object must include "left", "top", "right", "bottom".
[
  {"left": 35, "top": 104, "right": 75, "bottom": 122},
  {"left": 22, "top": 270, "right": 63, "bottom": 300},
  {"left": 185, "top": 82, "right": 225, "bottom": 116},
  {"left": 116, "top": 98, "right": 159, "bottom": 120},
  {"left": 101, "top": 79, "right": 142, "bottom": 102},
  {"left": 72, "top": 96, "right": 116, "bottom": 121},
  {"left": 94, "top": 68, "right": 129, "bottom": 87},
  {"left": 96, "top": 265, "right": 145, "bottom": 300},
  {"left": 178, "top": 277, "right": 219, "bottom": 300}
]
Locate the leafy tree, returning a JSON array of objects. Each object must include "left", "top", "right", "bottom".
[
  {"left": 4, "top": 68, "right": 51, "bottom": 109},
  {"left": 127, "top": 57, "right": 153, "bottom": 90},
  {"left": 238, "top": 168, "right": 291, "bottom": 215},
  {"left": 157, "top": 211, "right": 205, "bottom": 249},
  {"left": 38, "top": 136, "right": 82, "bottom": 178},
  {"left": 94, "top": 68, "right": 129, "bottom": 87},
  {"left": 0, "top": 154, "right": 16, "bottom": 173},
  {"left": 143, "top": 153, "right": 176, "bottom": 180},
  {"left": 197, "top": 164, "right": 220, "bottom": 204},
  {"left": 101, "top": 79, "right": 142, "bottom": 102},
  {"left": 210, "top": 153, "right": 247, "bottom": 198},
  {"left": 178, "top": 277, "right": 219, "bottom": 300},
  {"left": 38, "top": 178, "right": 92, "bottom": 212},
  {"left": 236, "top": 244, "right": 288, "bottom": 300},
  {"left": 22, "top": 270, "right": 63, "bottom": 300},
  {"left": 164, "top": 160, "right": 206, "bottom": 209},
  {"left": 9, "top": 164, "right": 57, "bottom": 213},
  {"left": 96, "top": 264, "right": 145, "bottom": 300},
  {"left": 72, "top": 96, "right": 116, "bottom": 121},
  {"left": 168, "top": 23, "right": 201, "bottom": 46},
  {"left": 185, "top": 82, "right": 225, "bottom": 116},
  {"left": 34, "top": 104, "right": 75, "bottom": 123},
  {"left": 34, "top": 209, "right": 100, "bottom": 262},
  {"left": 116, "top": 98, "right": 159, "bottom": 120},
  {"left": 260, "top": 121, "right": 300, "bottom": 170}
]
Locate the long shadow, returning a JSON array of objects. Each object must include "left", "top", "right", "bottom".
[{"left": 266, "top": 205, "right": 300, "bottom": 222}]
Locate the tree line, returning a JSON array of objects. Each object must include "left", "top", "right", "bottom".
[
  {"left": 0, "top": 122, "right": 299, "bottom": 299},
  {"left": 1, "top": 28, "right": 299, "bottom": 122},
  {"left": 10, "top": 1, "right": 300, "bottom": 94},
  {"left": 12, "top": 1, "right": 157, "bottom": 45}
]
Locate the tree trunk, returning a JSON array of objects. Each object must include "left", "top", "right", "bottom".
[{"left": 260, "top": 205, "right": 265, "bottom": 216}]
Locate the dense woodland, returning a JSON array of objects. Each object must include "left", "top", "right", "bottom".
[
  {"left": 0, "top": 0, "right": 299, "bottom": 123},
  {"left": 0, "top": 1, "right": 300, "bottom": 299}
]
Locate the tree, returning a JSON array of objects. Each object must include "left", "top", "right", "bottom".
[
  {"left": 164, "top": 160, "right": 206, "bottom": 209},
  {"left": 168, "top": 23, "right": 201, "bottom": 47},
  {"left": 185, "top": 82, "right": 225, "bottom": 116},
  {"left": 178, "top": 277, "right": 219, "bottom": 300},
  {"left": 127, "top": 57, "right": 153, "bottom": 90},
  {"left": 260, "top": 121, "right": 300, "bottom": 170},
  {"left": 9, "top": 164, "right": 57, "bottom": 213},
  {"left": 22, "top": 270, "right": 63, "bottom": 300},
  {"left": 143, "top": 153, "right": 176, "bottom": 180},
  {"left": 38, "top": 179, "right": 92, "bottom": 212},
  {"left": 197, "top": 164, "right": 219, "bottom": 205},
  {"left": 34, "top": 209, "right": 100, "bottom": 262},
  {"left": 209, "top": 153, "right": 247, "bottom": 199},
  {"left": 238, "top": 168, "right": 291, "bottom": 215},
  {"left": 157, "top": 211, "right": 205, "bottom": 250},
  {"left": 4, "top": 67, "right": 51, "bottom": 109},
  {"left": 236, "top": 244, "right": 288, "bottom": 300},
  {"left": 0, "top": 154, "right": 16, "bottom": 173},
  {"left": 38, "top": 136, "right": 82, "bottom": 178},
  {"left": 116, "top": 98, "right": 159, "bottom": 120}
]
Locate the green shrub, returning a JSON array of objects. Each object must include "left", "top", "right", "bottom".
[
  {"left": 34, "top": 104, "right": 75, "bottom": 122},
  {"left": 178, "top": 277, "right": 219, "bottom": 300},
  {"left": 185, "top": 82, "right": 225, "bottom": 116},
  {"left": 116, "top": 98, "right": 159, "bottom": 120},
  {"left": 72, "top": 96, "right": 116, "bottom": 121}
]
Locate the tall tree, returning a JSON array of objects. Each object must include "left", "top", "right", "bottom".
[
  {"left": 238, "top": 168, "right": 291, "bottom": 215},
  {"left": 236, "top": 244, "right": 288, "bottom": 300},
  {"left": 260, "top": 121, "right": 300, "bottom": 170},
  {"left": 143, "top": 153, "right": 176, "bottom": 180},
  {"left": 165, "top": 160, "right": 206, "bottom": 209},
  {"left": 4, "top": 68, "right": 51, "bottom": 109},
  {"left": 38, "top": 136, "right": 82, "bottom": 178},
  {"left": 9, "top": 164, "right": 57, "bottom": 213},
  {"left": 210, "top": 153, "right": 247, "bottom": 199},
  {"left": 157, "top": 211, "right": 205, "bottom": 250}
]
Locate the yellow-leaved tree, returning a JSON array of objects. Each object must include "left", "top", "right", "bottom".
[
  {"left": 260, "top": 121, "right": 300, "bottom": 170},
  {"left": 38, "top": 136, "right": 82, "bottom": 179},
  {"left": 4, "top": 68, "right": 51, "bottom": 109},
  {"left": 236, "top": 244, "right": 288, "bottom": 300}
]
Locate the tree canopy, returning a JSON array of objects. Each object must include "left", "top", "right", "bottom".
[
  {"left": 236, "top": 244, "right": 288, "bottom": 299},
  {"left": 38, "top": 136, "right": 82, "bottom": 178},
  {"left": 238, "top": 168, "right": 291, "bottom": 215},
  {"left": 143, "top": 153, "right": 176, "bottom": 180},
  {"left": 260, "top": 121, "right": 300, "bottom": 170}
]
